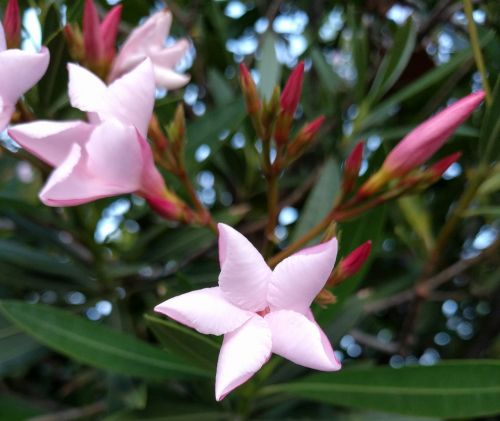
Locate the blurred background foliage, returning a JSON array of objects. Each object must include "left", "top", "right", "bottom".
[{"left": 0, "top": 0, "right": 499, "bottom": 419}]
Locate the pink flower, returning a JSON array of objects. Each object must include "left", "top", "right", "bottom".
[
  {"left": 155, "top": 224, "right": 341, "bottom": 401},
  {"left": 9, "top": 59, "right": 172, "bottom": 208},
  {"left": 383, "top": 91, "right": 485, "bottom": 177},
  {"left": 109, "top": 10, "right": 190, "bottom": 89},
  {"left": 0, "top": 24, "right": 49, "bottom": 130}
]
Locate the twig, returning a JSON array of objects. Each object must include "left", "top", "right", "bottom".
[
  {"left": 28, "top": 401, "right": 106, "bottom": 421},
  {"left": 365, "top": 237, "right": 499, "bottom": 314},
  {"left": 350, "top": 328, "right": 399, "bottom": 354}
]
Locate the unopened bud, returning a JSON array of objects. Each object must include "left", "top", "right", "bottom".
[
  {"left": 239, "top": 63, "right": 260, "bottom": 115},
  {"left": 261, "top": 85, "right": 280, "bottom": 132},
  {"left": 146, "top": 190, "right": 196, "bottom": 224},
  {"left": 358, "top": 168, "right": 391, "bottom": 198},
  {"left": 3, "top": 0, "right": 20, "bottom": 49},
  {"left": 382, "top": 91, "right": 484, "bottom": 177},
  {"left": 428, "top": 152, "right": 462, "bottom": 180},
  {"left": 280, "top": 61, "right": 304, "bottom": 117},
  {"left": 83, "top": 0, "right": 103, "bottom": 62},
  {"left": 287, "top": 116, "right": 325, "bottom": 157},
  {"left": 327, "top": 241, "right": 372, "bottom": 286},
  {"left": 167, "top": 104, "right": 187, "bottom": 161},
  {"left": 100, "top": 4, "right": 122, "bottom": 61},
  {"left": 342, "top": 142, "right": 364, "bottom": 195},
  {"left": 63, "top": 24, "right": 85, "bottom": 61},
  {"left": 315, "top": 288, "right": 337, "bottom": 306}
]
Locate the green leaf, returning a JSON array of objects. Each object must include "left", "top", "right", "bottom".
[
  {"left": 0, "top": 301, "right": 211, "bottom": 380},
  {"left": 361, "top": 32, "right": 494, "bottom": 130},
  {"left": 0, "top": 395, "right": 43, "bottom": 420},
  {"left": 368, "top": 19, "right": 417, "bottom": 103},
  {"left": 291, "top": 158, "right": 340, "bottom": 243},
  {"left": 207, "top": 69, "right": 235, "bottom": 106},
  {"left": 479, "top": 76, "right": 500, "bottom": 160},
  {"left": 311, "top": 48, "right": 343, "bottom": 94},
  {"left": 257, "top": 33, "right": 281, "bottom": 100},
  {"left": 145, "top": 314, "right": 219, "bottom": 370},
  {"left": 38, "top": 5, "right": 71, "bottom": 117},
  {"left": 262, "top": 361, "right": 500, "bottom": 419},
  {"left": 398, "top": 196, "right": 434, "bottom": 252},
  {"left": 478, "top": 170, "right": 500, "bottom": 195},
  {"left": 463, "top": 206, "right": 500, "bottom": 217}
]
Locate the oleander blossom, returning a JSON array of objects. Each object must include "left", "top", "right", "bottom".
[
  {"left": 155, "top": 223, "right": 341, "bottom": 401},
  {"left": 8, "top": 59, "right": 179, "bottom": 214},
  {"left": 109, "top": 9, "right": 190, "bottom": 89},
  {"left": 0, "top": 23, "right": 49, "bottom": 131}
]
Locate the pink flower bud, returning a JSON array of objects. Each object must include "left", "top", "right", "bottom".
[
  {"left": 3, "top": 0, "right": 21, "bottom": 49},
  {"left": 342, "top": 142, "right": 364, "bottom": 194},
  {"left": 100, "top": 4, "right": 122, "bottom": 61},
  {"left": 280, "top": 61, "right": 304, "bottom": 116},
  {"left": 239, "top": 63, "right": 260, "bottom": 114},
  {"left": 83, "top": 0, "right": 103, "bottom": 62},
  {"left": 383, "top": 91, "right": 485, "bottom": 177},
  {"left": 428, "top": 152, "right": 462, "bottom": 179}
]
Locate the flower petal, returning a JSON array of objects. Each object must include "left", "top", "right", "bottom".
[
  {"left": 0, "top": 24, "right": 6, "bottom": 51},
  {"left": 39, "top": 143, "right": 130, "bottom": 206},
  {"left": 9, "top": 120, "right": 94, "bottom": 167},
  {"left": 265, "top": 310, "right": 341, "bottom": 371},
  {"left": 106, "top": 59, "right": 155, "bottom": 136},
  {"left": 0, "top": 47, "right": 49, "bottom": 104},
  {"left": 154, "top": 287, "right": 254, "bottom": 336},
  {"left": 215, "top": 316, "right": 271, "bottom": 401},
  {"left": 152, "top": 66, "right": 191, "bottom": 90},
  {"left": 268, "top": 237, "right": 338, "bottom": 313},
  {"left": 67, "top": 63, "right": 108, "bottom": 113},
  {"left": 218, "top": 223, "right": 271, "bottom": 312},
  {"left": 85, "top": 119, "right": 143, "bottom": 191}
]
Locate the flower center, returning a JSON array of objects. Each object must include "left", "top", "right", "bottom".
[{"left": 257, "top": 306, "right": 270, "bottom": 317}]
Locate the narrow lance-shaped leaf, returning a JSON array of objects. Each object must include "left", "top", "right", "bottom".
[
  {"left": 261, "top": 361, "right": 500, "bottom": 419},
  {"left": 0, "top": 301, "right": 211, "bottom": 380}
]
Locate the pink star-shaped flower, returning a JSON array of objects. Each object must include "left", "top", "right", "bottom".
[{"left": 155, "top": 223, "right": 341, "bottom": 401}]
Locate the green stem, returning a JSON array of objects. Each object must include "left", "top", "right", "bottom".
[{"left": 463, "top": 0, "right": 492, "bottom": 105}]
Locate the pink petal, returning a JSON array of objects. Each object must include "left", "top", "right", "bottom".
[
  {"left": 85, "top": 119, "right": 143, "bottom": 191},
  {"left": 267, "top": 237, "right": 338, "bottom": 313},
  {"left": 67, "top": 63, "right": 107, "bottom": 113},
  {"left": 152, "top": 65, "right": 191, "bottom": 90},
  {"left": 8, "top": 120, "right": 93, "bottom": 167},
  {"left": 265, "top": 309, "right": 341, "bottom": 371},
  {"left": 154, "top": 287, "right": 254, "bottom": 335},
  {"left": 215, "top": 316, "right": 272, "bottom": 401},
  {"left": 106, "top": 59, "right": 155, "bottom": 136},
  {"left": 218, "top": 223, "right": 271, "bottom": 312},
  {"left": 135, "top": 129, "right": 168, "bottom": 199},
  {"left": 39, "top": 143, "right": 130, "bottom": 206},
  {"left": 0, "top": 47, "right": 49, "bottom": 104},
  {"left": 0, "top": 22, "right": 6, "bottom": 51},
  {"left": 109, "top": 11, "right": 171, "bottom": 82},
  {"left": 0, "top": 100, "right": 13, "bottom": 131},
  {"left": 151, "top": 38, "right": 189, "bottom": 68}
]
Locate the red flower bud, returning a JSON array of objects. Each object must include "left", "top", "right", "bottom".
[
  {"left": 287, "top": 116, "right": 324, "bottom": 157},
  {"left": 342, "top": 141, "right": 364, "bottom": 195},
  {"left": 428, "top": 152, "right": 462, "bottom": 179},
  {"left": 3, "top": 0, "right": 21, "bottom": 49},
  {"left": 100, "top": 4, "right": 122, "bottom": 61},
  {"left": 239, "top": 63, "right": 260, "bottom": 115},
  {"left": 280, "top": 60, "right": 304, "bottom": 117},
  {"left": 327, "top": 241, "right": 372, "bottom": 286},
  {"left": 83, "top": 0, "right": 103, "bottom": 62}
]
